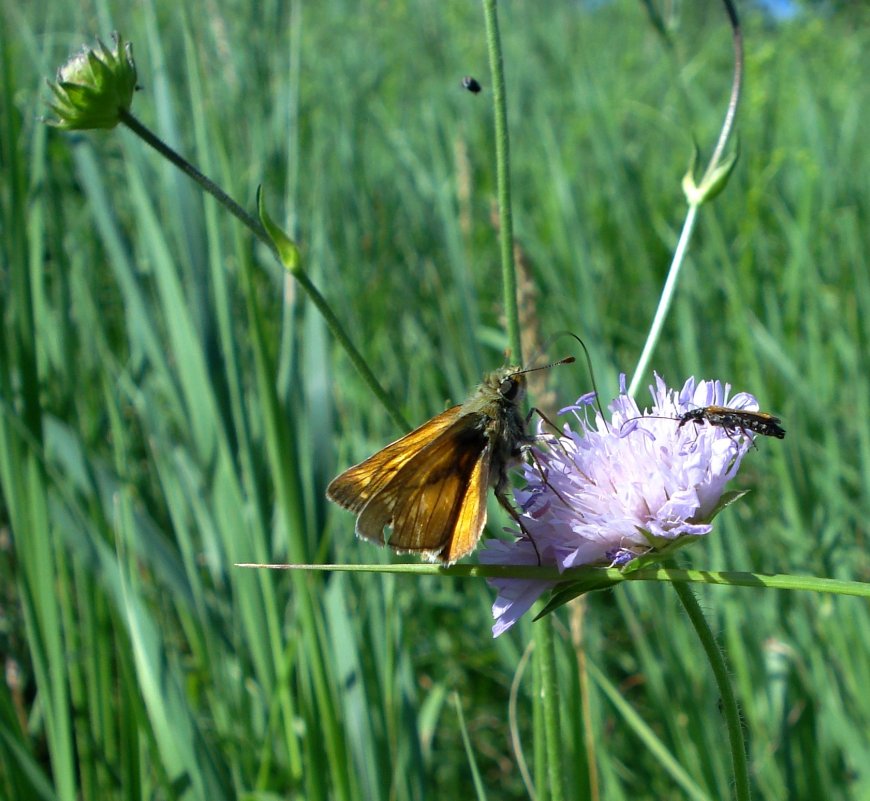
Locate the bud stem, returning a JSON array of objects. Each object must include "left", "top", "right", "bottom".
[
  {"left": 118, "top": 108, "right": 271, "bottom": 251},
  {"left": 117, "top": 108, "right": 409, "bottom": 431}
]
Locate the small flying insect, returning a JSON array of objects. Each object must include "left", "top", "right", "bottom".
[
  {"left": 677, "top": 406, "right": 786, "bottom": 440},
  {"left": 461, "top": 75, "right": 482, "bottom": 94},
  {"left": 327, "top": 358, "right": 574, "bottom": 564}
]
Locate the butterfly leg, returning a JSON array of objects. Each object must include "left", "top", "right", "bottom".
[
  {"left": 526, "top": 406, "right": 576, "bottom": 460},
  {"left": 493, "top": 458, "right": 542, "bottom": 565},
  {"left": 525, "top": 446, "right": 576, "bottom": 512},
  {"left": 494, "top": 487, "right": 542, "bottom": 565}
]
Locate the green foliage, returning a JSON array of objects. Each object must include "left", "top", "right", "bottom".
[{"left": 1, "top": 1, "right": 868, "bottom": 799}]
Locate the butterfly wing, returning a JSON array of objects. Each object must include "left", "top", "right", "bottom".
[
  {"left": 326, "top": 405, "right": 464, "bottom": 513},
  {"left": 355, "top": 416, "right": 492, "bottom": 563}
]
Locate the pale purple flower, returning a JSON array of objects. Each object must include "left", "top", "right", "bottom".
[{"left": 482, "top": 374, "right": 760, "bottom": 636}]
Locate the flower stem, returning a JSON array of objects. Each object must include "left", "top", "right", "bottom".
[
  {"left": 628, "top": 0, "right": 743, "bottom": 397},
  {"left": 669, "top": 564, "right": 751, "bottom": 801},
  {"left": 482, "top": 0, "right": 521, "bottom": 363},
  {"left": 570, "top": 601, "right": 600, "bottom": 800},
  {"left": 535, "top": 604, "right": 565, "bottom": 801},
  {"left": 118, "top": 109, "right": 408, "bottom": 431},
  {"left": 482, "top": 4, "right": 563, "bottom": 798},
  {"left": 702, "top": 0, "right": 743, "bottom": 190},
  {"left": 627, "top": 204, "right": 699, "bottom": 398},
  {"left": 119, "top": 109, "right": 270, "bottom": 250}
]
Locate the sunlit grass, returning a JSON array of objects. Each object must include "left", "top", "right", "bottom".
[{"left": 1, "top": 1, "right": 868, "bottom": 799}]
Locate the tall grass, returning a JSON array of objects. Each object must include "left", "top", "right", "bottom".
[{"left": 1, "top": 1, "right": 868, "bottom": 799}]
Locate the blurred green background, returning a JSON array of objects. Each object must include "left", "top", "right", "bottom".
[{"left": 2, "top": 1, "right": 868, "bottom": 799}]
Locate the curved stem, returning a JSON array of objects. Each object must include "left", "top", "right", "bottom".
[
  {"left": 703, "top": 0, "right": 743, "bottom": 186},
  {"left": 627, "top": 0, "right": 743, "bottom": 397},
  {"left": 119, "top": 109, "right": 408, "bottom": 430},
  {"left": 669, "top": 564, "right": 751, "bottom": 801}
]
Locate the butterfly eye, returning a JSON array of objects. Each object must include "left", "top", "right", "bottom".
[{"left": 499, "top": 377, "right": 521, "bottom": 401}]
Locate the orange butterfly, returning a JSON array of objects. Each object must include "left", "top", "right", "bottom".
[{"left": 327, "top": 361, "right": 572, "bottom": 563}]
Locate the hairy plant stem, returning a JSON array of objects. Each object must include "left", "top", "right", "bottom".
[
  {"left": 119, "top": 109, "right": 408, "bottom": 430},
  {"left": 667, "top": 561, "right": 751, "bottom": 801},
  {"left": 482, "top": 2, "right": 564, "bottom": 799}
]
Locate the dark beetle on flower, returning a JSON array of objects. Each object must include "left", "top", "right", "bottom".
[{"left": 677, "top": 406, "right": 786, "bottom": 439}]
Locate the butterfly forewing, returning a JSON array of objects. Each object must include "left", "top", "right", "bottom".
[
  {"left": 356, "top": 417, "right": 491, "bottom": 560},
  {"left": 326, "top": 405, "right": 464, "bottom": 513}
]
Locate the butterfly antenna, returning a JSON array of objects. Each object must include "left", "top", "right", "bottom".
[{"left": 511, "top": 356, "right": 575, "bottom": 377}]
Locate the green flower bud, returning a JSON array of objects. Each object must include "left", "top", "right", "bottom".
[
  {"left": 682, "top": 143, "right": 740, "bottom": 207},
  {"left": 46, "top": 33, "right": 137, "bottom": 130}
]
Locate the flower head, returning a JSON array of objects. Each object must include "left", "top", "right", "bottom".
[
  {"left": 482, "top": 374, "right": 761, "bottom": 636},
  {"left": 46, "top": 33, "right": 137, "bottom": 130}
]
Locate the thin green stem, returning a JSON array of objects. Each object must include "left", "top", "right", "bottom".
[
  {"left": 482, "top": 0, "right": 521, "bottom": 363},
  {"left": 703, "top": 0, "right": 743, "bottom": 187},
  {"left": 119, "top": 109, "right": 270, "bottom": 250},
  {"left": 288, "top": 265, "right": 409, "bottom": 431},
  {"left": 119, "top": 109, "right": 408, "bottom": 430},
  {"left": 532, "top": 642, "right": 547, "bottom": 801},
  {"left": 509, "top": 642, "right": 538, "bottom": 800},
  {"left": 629, "top": 10, "right": 747, "bottom": 789},
  {"left": 236, "top": 562, "right": 870, "bottom": 601},
  {"left": 535, "top": 606, "right": 565, "bottom": 801},
  {"left": 628, "top": 0, "right": 743, "bottom": 396},
  {"left": 628, "top": 204, "right": 699, "bottom": 397},
  {"left": 482, "top": 3, "right": 563, "bottom": 799},
  {"left": 668, "top": 563, "right": 751, "bottom": 801},
  {"left": 570, "top": 601, "right": 600, "bottom": 801}
]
